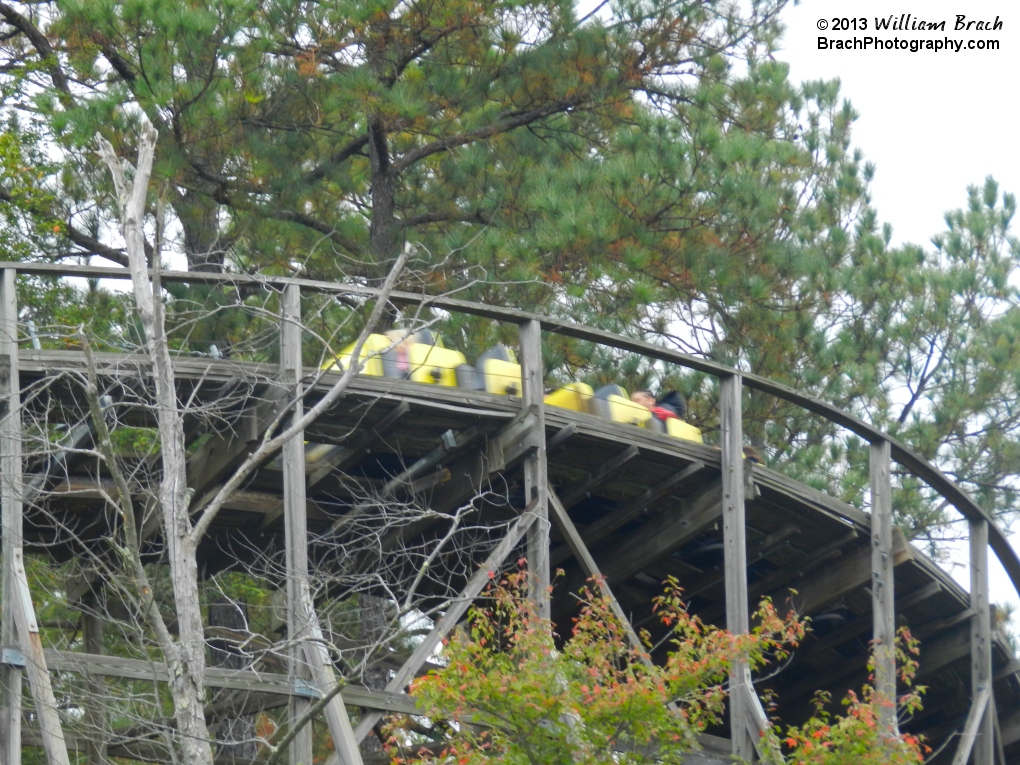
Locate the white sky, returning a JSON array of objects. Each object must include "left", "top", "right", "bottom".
[
  {"left": 778, "top": 0, "right": 1019, "bottom": 249},
  {"left": 778, "top": 0, "right": 1020, "bottom": 619}
]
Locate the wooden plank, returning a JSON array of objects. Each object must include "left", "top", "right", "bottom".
[
  {"left": 719, "top": 374, "right": 762, "bottom": 761},
  {"left": 548, "top": 488, "right": 647, "bottom": 660},
  {"left": 556, "top": 480, "right": 723, "bottom": 606},
  {"left": 301, "top": 597, "right": 365, "bottom": 765},
  {"left": 870, "top": 439, "right": 897, "bottom": 737},
  {"left": 970, "top": 518, "right": 994, "bottom": 765},
  {"left": 952, "top": 685, "right": 990, "bottom": 765},
  {"left": 10, "top": 550, "right": 71, "bottom": 765},
  {"left": 520, "top": 319, "right": 549, "bottom": 620},
  {"left": 82, "top": 615, "right": 107, "bottom": 765},
  {"left": 558, "top": 444, "right": 639, "bottom": 509},
  {"left": 43, "top": 650, "right": 417, "bottom": 714},
  {"left": 281, "top": 283, "right": 315, "bottom": 765},
  {"left": 0, "top": 267, "right": 22, "bottom": 765},
  {"left": 7, "top": 263, "right": 1020, "bottom": 605},
  {"left": 346, "top": 509, "right": 538, "bottom": 749},
  {"left": 549, "top": 461, "right": 705, "bottom": 566}
]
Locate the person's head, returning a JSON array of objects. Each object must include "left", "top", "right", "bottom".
[{"left": 630, "top": 390, "right": 656, "bottom": 408}]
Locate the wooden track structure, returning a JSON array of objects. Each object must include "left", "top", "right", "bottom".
[{"left": 1, "top": 262, "right": 1020, "bottom": 764}]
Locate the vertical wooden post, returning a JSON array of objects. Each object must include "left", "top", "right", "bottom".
[
  {"left": 870, "top": 438, "right": 898, "bottom": 738},
  {"left": 519, "top": 320, "right": 549, "bottom": 620},
  {"left": 720, "top": 374, "right": 755, "bottom": 760},
  {"left": 970, "top": 518, "right": 994, "bottom": 765},
  {"left": 83, "top": 615, "right": 108, "bottom": 765},
  {"left": 0, "top": 268, "right": 22, "bottom": 765},
  {"left": 281, "top": 284, "right": 314, "bottom": 765}
]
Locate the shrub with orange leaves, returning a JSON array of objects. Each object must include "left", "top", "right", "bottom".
[
  {"left": 768, "top": 628, "right": 928, "bottom": 765},
  {"left": 385, "top": 571, "right": 806, "bottom": 764}
]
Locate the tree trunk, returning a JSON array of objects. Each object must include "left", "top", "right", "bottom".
[
  {"left": 99, "top": 119, "right": 216, "bottom": 765},
  {"left": 175, "top": 188, "right": 226, "bottom": 272}
]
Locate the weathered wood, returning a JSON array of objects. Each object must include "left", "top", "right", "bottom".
[
  {"left": 870, "top": 438, "right": 897, "bottom": 738},
  {"left": 679, "top": 521, "right": 800, "bottom": 601},
  {"left": 281, "top": 283, "right": 314, "bottom": 765},
  {"left": 43, "top": 650, "right": 418, "bottom": 713},
  {"left": 775, "top": 530, "right": 910, "bottom": 620},
  {"left": 8, "top": 261, "right": 1020, "bottom": 604},
  {"left": 558, "top": 445, "right": 639, "bottom": 509},
  {"left": 325, "top": 424, "right": 484, "bottom": 537},
  {"left": 347, "top": 509, "right": 539, "bottom": 749},
  {"left": 952, "top": 684, "right": 991, "bottom": 765},
  {"left": 304, "top": 401, "right": 411, "bottom": 486},
  {"left": 555, "top": 479, "right": 723, "bottom": 609},
  {"left": 550, "top": 460, "right": 705, "bottom": 566},
  {"left": 1, "top": 267, "right": 22, "bottom": 765},
  {"left": 520, "top": 319, "right": 549, "bottom": 619},
  {"left": 82, "top": 616, "right": 108, "bottom": 765},
  {"left": 300, "top": 597, "right": 365, "bottom": 765},
  {"left": 719, "top": 374, "right": 764, "bottom": 761},
  {"left": 9, "top": 550, "right": 71, "bottom": 765},
  {"left": 548, "top": 488, "right": 647, "bottom": 660},
  {"left": 970, "top": 518, "right": 994, "bottom": 765}
]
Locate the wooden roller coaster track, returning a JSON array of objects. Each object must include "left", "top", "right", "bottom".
[{"left": 1, "top": 262, "right": 1018, "bottom": 764}]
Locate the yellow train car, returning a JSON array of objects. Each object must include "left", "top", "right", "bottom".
[
  {"left": 544, "top": 382, "right": 594, "bottom": 413},
  {"left": 323, "top": 333, "right": 391, "bottom": 376}
]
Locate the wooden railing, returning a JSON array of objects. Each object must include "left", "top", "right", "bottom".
[{"left": 0, "top": 261, "right": 1008, "bottom": 765}]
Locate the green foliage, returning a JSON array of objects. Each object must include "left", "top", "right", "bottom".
[
  {"left": 397, "top": 573, "right": 927, "bottom": 765},
  {"left": 772, "top": 629, "right": 926, "bottom": 764},
  {"left": 3, "top": 0, "right": 1020, "bottom": 536},
  {"left": 397, "top": 571, "right": 805, "bottom": 764}
]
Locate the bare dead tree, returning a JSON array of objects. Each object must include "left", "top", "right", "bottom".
[{"left": 6, "top": 115, "right": 521, "bottom": 765}]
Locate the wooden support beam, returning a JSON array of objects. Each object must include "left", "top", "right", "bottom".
[
  {"left": 300, "top": 595, "right": 366, "bottom": 765},
  {"left": 719, "top": 374, "right": 768, "bottom": 762},
  {"left": 279, "top": 284, "right": 364, "bottom": 765},
  {"left": 782, "top": 618, "right": 971, "bottom": 705},
  {"left": 791, "top": 580, "right": 941, "bottom": 668},
  {"left": 281, "top": 283, "right": 314, "bottom": 765},
  {"left": 776, "top": 530, "right": 910, "bottom": 619},
  {"left": 548, "top": 488, "right": 647, "bottom": 660},
  {"left": 952, "top": 685, "right": 991, "bottom": 765},
  {"left": 870, "top": 439, "right": 898, "bottom": 738},
  {"left": 305, "top": 401, "right": 411, "bottom": 487},
  {"left": 520, "top": 319, "right": 549, "bottom": 620},
  {"left": 970, "top": 518, "right": 994, "bottom": 765},
  {"left": 82, "top": 616, "right": 108, "bottom": 765},
  {"left": 555, "top": 479, "right": 723, "bottom": 608},
  {"left": 8, "top": 550, "right": 71, "bottom": 765},
  {"left": 344, "top": 508, "right": 539, "bottom": 753},
  {"left": 258, "top": 402, "right": 414, "bottom": 530},
  {"left": 42, "top": 650, "right": 418, "bottom": 714},
  {"left": 550, "top": 461, "right": 705, "bottom": 567},
  {"left": 2, "top": 268, "right": 71, "bottom": 765},
  {"left": 325, "top": 424, "right": 484, "bottom": 537},
  {"left": 557, "top": 444, "right": 639, "bottom": 509},
  {"left": 364, "top": 412, "right": 537, "bottom": 565},
  {"left": 679, "top": 522, "right": 800, "bottom": 602},
  {"left": 546, "top": 423, "right": 577, "bottom": 453},
  {"left": 187, "top": 387, "right": 288, "bottom": 502},
  {"left": 1, "top": 267, "right": 22, "bottom": 765}
]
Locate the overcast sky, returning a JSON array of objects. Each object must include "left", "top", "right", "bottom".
[
  {"left": 777, "top": 0, "right": 1018, "bottom": 249},
  {"left": 777, "top": 0, "right": 1020, "bottom": 614}
]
